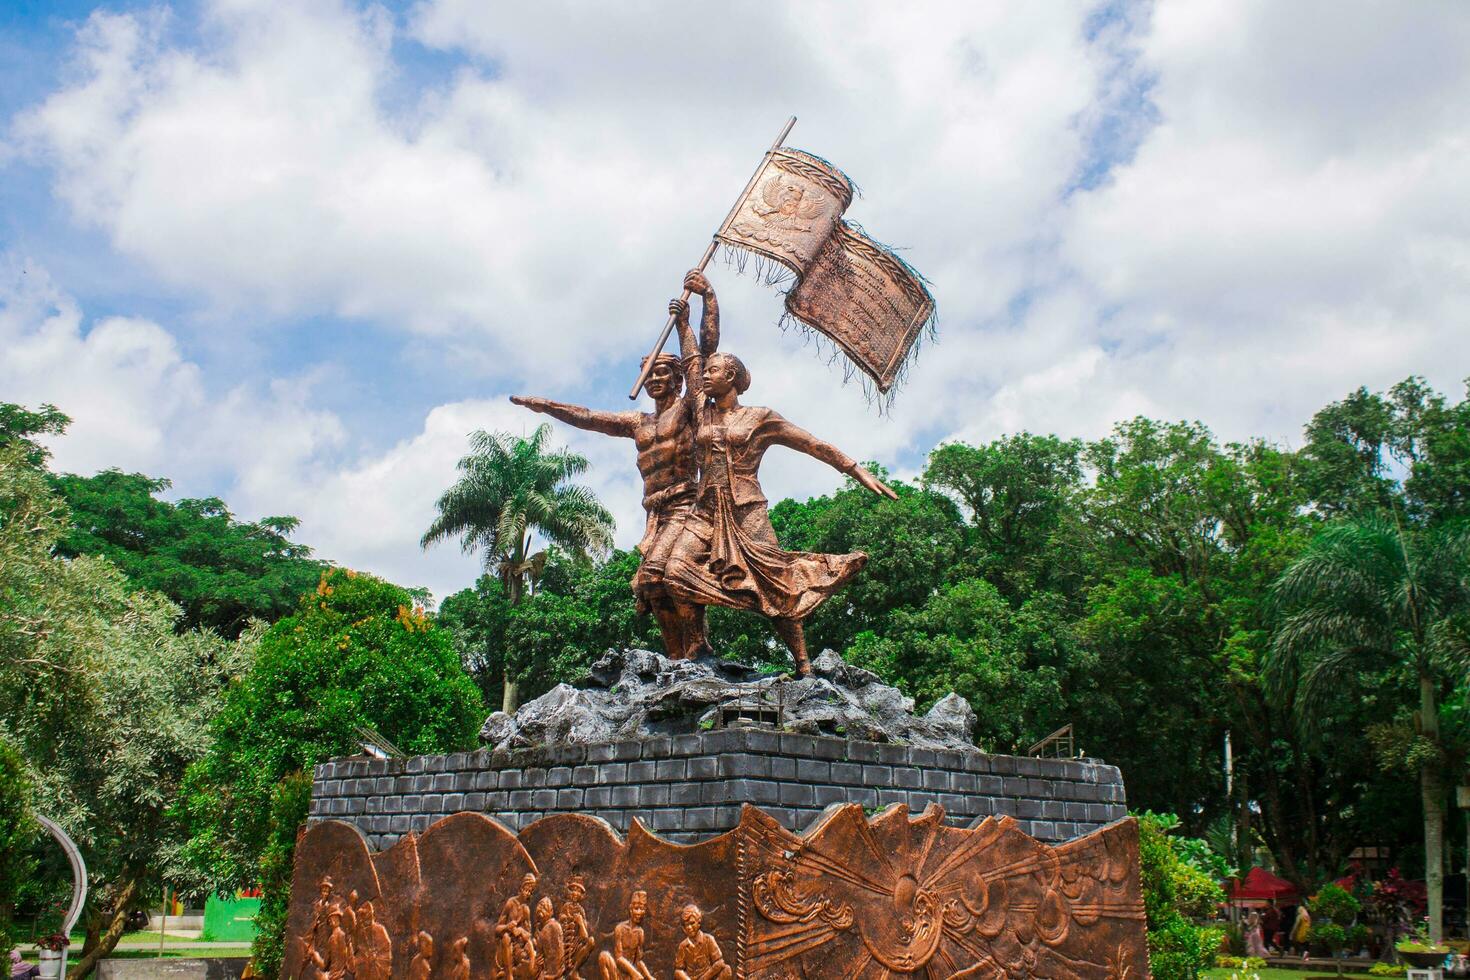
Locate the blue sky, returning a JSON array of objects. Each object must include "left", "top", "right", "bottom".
[{"left": 3, "top": 0, "right": 1468, "bottom": 602}]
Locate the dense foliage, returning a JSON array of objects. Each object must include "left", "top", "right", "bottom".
[
  {"left": 176, "top": 569, "right": 483, "bottom": 891},
  {"left": 0, "top": 442, "right": 251, "bottom": 977},
  {"left": 0, "top": 735, "right": 37, "bottom": 956},
  {"left": 51, "top": 470, "right": 325, "bottom": 638}
]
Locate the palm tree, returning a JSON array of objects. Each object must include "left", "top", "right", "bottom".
[
  {"left": 1268, "top": 513, "right": 1470, "bottom": 943},
  {"left": 422, "top": 423, "right": 614, "bottom": 712}
]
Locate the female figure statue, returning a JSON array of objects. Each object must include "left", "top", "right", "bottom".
[{"left": 663, "top": 288, "right": 896, "bottom": 675}]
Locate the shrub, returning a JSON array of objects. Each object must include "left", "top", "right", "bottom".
[
  {"left": 1369, "top": 963, "right": 1407, "bottom": 977},
  {"left": 1311, "top": 882, "right": 1362, "bottom": 924},
  {"left": 1137, "top": 812, "right": 1226, "bottom": 980},
  {"left": 1216, "top": 955, "right": 1267, "bottom": 970}
]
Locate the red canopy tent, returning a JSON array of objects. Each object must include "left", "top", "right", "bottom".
[{"left": 1229, "top": 867, "right": 1300, "bottom": 903}]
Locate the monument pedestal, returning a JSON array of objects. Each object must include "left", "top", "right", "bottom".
[
  {"left": 308, "top": 728, "right": 1127, "bottom": 850},
  {"left": 290, "top": 732, "right": 1146, "bottom": 978}
]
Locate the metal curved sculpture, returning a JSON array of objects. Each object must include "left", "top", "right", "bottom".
[{"left": 34, "top": 815, "right": 88, "bottom": 935}]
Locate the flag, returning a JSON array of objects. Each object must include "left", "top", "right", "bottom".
[{"left": 715, "top": 148, "right": 934, "bottom": 394}]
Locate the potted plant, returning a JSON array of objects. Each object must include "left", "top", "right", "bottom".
[
  {"left": 34, "top": 933, "right": 68, "bottom": 980},
  {"left": 1395, "top": 917, "right": 1449, "bottom": 969}
]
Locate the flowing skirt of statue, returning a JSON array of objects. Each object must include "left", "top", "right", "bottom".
[{"left": 663, "top": 484, "right": 866, "bottom": 621}]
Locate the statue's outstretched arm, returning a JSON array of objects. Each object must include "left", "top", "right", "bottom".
[
  {"left": 768, "top": 416, "right": 899, "bottom": 499},
  {"left": 509, "top": 396, "right": 637, "bottom": 438}
]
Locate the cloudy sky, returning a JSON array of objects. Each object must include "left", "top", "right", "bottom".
[{"left": 3, "top": 0, "right": 1467, "bottom": 603}]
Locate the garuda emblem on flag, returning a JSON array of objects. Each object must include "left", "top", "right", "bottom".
[{"left": 715, "top": 147, "right": 935, "bottom": 394}]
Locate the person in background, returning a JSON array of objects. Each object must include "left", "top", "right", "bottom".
[
  {"left": 1290, "top": 903, "right": 1312, "bottom": 957},
  {"left": 10, "top": 949, "right": 39, "bottom": 980},
  {"left": 1245, "top": 909, "right": 1268, "bottom": 958},
  {"left": 1262, "top": 902, "right": 1282, "bottom": 953}
]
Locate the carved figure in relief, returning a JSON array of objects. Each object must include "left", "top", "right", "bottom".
[
  {"left": 495, "top": 873, "right": 541, "bottom": 980},
  {"left": 323, "top": 908, "right": 355, "bottom": 980},
  {"left": 597, "top": 890, "right": 655, "bottom": 980},
  {"left": 512, "top": 270, "right": 719, "bottom": 661},
  {"left": 661, "top": 330, "right": 897, "bottom": 676},
  {"left": 445, "top": 936, "right": 471, "bottom": 980},
  {"left": 672, "top": 905, "right": 730, "bottom": 980},
  {"left": 558, "top": 876, "right": 594, "bottom": 980},
  {"left": 535, "top": 897, "right": 565, "bottom": 980},
  {"left": 354, "top": 902, "right": 392, "bottom": 980},
  {"left": 310, "top": 877, "right": 339, "bottom": 951},
  {"left": 408, "top": 932, "right": 434, "bottom": 980},
  {"left": 342, "top": 889, "right": 360, "bottom": 943}
]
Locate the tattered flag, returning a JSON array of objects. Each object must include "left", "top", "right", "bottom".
[{"left": 715, "top": 148, "right": 934, "bottom": 394}]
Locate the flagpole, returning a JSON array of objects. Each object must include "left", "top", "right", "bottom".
[{"left": 627, "top": 115, "right": 797, "bottom": 400}]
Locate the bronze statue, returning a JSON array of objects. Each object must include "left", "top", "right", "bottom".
[
  {"left": 673, "top": 905, "right": 731, "bottom": 980},
  {"left": 596, "top": 890, "right": 654, "bottom": 980},
  {"left": 513, "top": 270, "right": 893, "bottom": 676},
  {"left": 660, "top": 282, "right": 896, "bottom": 676},
  {"left": 512, "top": 270, "right": 718, "bottom": 661}
]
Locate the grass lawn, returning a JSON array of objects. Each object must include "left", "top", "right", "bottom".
[{"left": 1203, "top": 970, "right": 1376, "bottom": 980}]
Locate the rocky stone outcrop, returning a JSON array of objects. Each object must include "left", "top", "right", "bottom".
[{"left": 479, "top": 647, "right": 976, "bottom": 750}]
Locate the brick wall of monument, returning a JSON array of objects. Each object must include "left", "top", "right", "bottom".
[{"left": 307, "top": 728, "right": 1127, "bottom": 850}]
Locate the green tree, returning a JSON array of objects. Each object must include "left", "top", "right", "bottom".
[
  {"left": 0, "top": 444, "right": 250, "bottom": 978},
  {"left": 847, "top": 578, "right": 1074, "bottom": 750},
  {"left": 1269, "top": 515, "right": 1470, "bottom": 942},
  {"left": 422, "top": 424, "right": 614, "bottom": 712},
  {"left": 439, "top": 550, "right": 668, "bottom": 707},
  {"left": 51, "top": 469, "right": 323, "bottom": 637},
  {"left": 771, "top": 476, "right": 966, "bottom": 655},
  {"left": 0, "top": 734, "right": 38, "bottom": 956},
  {"left": 924, "top": 433, "right": 1084, "bottom": 599},
  {"left": 0, "top": 402, "right": 70, "bottom": 469},
  {"left": 177, "top": 569, "right": 483, "bottom": 978}
]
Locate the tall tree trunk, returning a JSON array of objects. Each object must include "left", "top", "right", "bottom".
[
  {"left": 501, "top": 562, "right": 524, "bottom": 715},
  {"left": 67, "top": 878, "right": 137, "bottom": 980},
  {"left": 1419, "top": 672, "right": 1444, "bottom": 944}
]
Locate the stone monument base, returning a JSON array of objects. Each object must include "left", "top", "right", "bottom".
[{"left": 308, "top": 728, "right": 1127, "bottom": 850}]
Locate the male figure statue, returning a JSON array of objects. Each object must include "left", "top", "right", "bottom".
[
  {"left": 673, "top": 904, "right": 731, "bottom": 980},
  {"left": 597, "top": 890, "right": 655, "bottom": 980},
  {"left": 535, "top": 897, "right": 565, "bottom": 980},
  {"left": 512, "top": 270, "right": 720, "bottom": 660},
  {"left": 558, "top": 875, "right": 594, "bottom": 980},
  {"left": 495, "top": 873, "right": 540, "bottom": 979}
]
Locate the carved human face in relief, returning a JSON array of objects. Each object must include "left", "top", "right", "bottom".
[
  {"left": 681, "top": 907, "right": 702, "bottom": 938},
  {"left": 519, "top": 874, "right": 538, "bottom": 900},
  {"left": 630, "top": 892, "right": 648, "bottom": 924}
]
